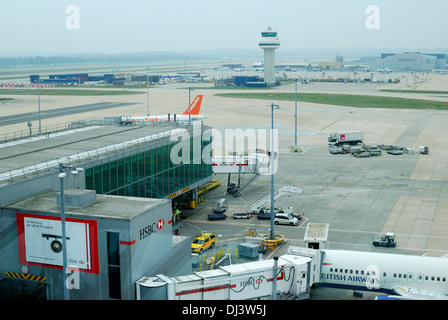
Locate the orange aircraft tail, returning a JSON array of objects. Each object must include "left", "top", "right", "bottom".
[{"left": 181, "top": 95, "right": 203, "bottom": 115}]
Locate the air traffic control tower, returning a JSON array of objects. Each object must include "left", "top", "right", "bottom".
[{"left": 258, "top": 27, "right": 280, "bottom": 87}]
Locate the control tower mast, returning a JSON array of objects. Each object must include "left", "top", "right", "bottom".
[{"left": 258, "top": 27, "right": 280, "bottom": 87}]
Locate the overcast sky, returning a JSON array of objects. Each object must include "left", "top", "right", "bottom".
[{"left": 0, "top": 0, "right": 447, "bottom": 56}]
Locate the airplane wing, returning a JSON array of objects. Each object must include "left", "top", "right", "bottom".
[{"left": 388, "top": 286, "right": 448, "bottom": 300}]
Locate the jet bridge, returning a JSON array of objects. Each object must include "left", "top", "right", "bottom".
[
  {"left": 135, "top": 223, "right": 327, "bottom": 301},
  {"left": 247, "top": 185, "right": 303, "bottom": 214},
  {"left": 212, "top": 153, "right": 270, "bottom": 197},
  {"left": 136, "top": 252, "right": 319, "bottom": 300}
]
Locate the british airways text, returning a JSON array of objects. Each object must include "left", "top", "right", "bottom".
[{"left": 321, "top": 273, "right": 380, "bottom": 288}]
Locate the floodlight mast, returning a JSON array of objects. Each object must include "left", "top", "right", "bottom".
[
  {"left": 57, "top": 164, "right": 84, "bottom": 300},
  {"left": 266, "top": 103, "right": 281, "bottom": 240},
  {"left": 58, "top": 163, "right": 69, "bottom": 300}
]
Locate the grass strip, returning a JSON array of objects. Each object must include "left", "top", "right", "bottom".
[
  {"left": 215, "top": 92, "right": 448, "bottom": 110},
  {"left": 379, "top": 89, "right": 448, "bottom": 95}
]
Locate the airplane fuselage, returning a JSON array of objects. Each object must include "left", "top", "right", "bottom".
[
  {"left": 123, "top": 94, "right": 205, "bottom": 123},
  {"left": 320, "top": 250, "right": 448, "bottom": 297},
  {"left": 126, "top": 115, "right": 205, "bottom": 123}
]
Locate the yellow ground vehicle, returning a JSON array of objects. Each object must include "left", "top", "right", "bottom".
[{"left": 191, "top": 232, "right": 216, "bottom": 254}]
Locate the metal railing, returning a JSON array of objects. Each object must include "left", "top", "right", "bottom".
[
  {"left": 0, "top": 119, "right": 207, "bottom": 185},
  {"left": 0, "top": 119, "right": 104, "bottom": 144}
]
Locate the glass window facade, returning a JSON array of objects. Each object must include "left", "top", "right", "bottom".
[
  {"left": 261, "top": 32, "right": 278, "bottom": 37},
  {"left": 85, "top": 133, "right": 212, "bottom": 198}
]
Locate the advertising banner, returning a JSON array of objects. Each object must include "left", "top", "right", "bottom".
[{"left": 17, "top": 213, "right": 99, "bottom": 274}]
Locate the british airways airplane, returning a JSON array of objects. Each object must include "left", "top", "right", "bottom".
[
  {"left": 122, "top": 94, "right": 205, "bottom": 123},
  {"left": 319, "top": 250, "right": 448, "bottom": 300}
]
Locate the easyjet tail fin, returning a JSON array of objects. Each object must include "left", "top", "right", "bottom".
[{"left": 181, "top": 95, "right": 203, "bottom": 115}]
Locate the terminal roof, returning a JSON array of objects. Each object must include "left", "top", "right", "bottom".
[
  {"left": 4, "top": 190, "right": 169, "bottom": 221},
  {"left": 0, "top": 123, "right": 192, "bottom": 184}
]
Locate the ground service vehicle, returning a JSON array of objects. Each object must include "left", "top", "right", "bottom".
[
  {"left": 191, "top": 233, "right": 217, "bottom": 254},
  {"left": 208, "top": 212, "right": 227, "bottom": 220},
  {"left": 209, "top": 198, "right": 228, "bottom": 220},
  {"left": 372, "top": 232, "right": 397, "bottom": 247},
  {"left": 353, "top": 151, "right": 371, "bottom": 158},
  {"left": 257, "top": 211, "right": 271, "bottom": 220},
  {"left": 233, "top": 212, "right": 250, "bottom": 219},
  {"left": 212, "top": 198, "right": 228, "bottom": 213},
  {"left": 329, "top": 147, "right": 350, "bottom": 155},
  {"left": 419, "top": 145, "right": 429, "bottom": 154},
  {"left": 328, "top": 131, "right": 364, "bottom": 146}
]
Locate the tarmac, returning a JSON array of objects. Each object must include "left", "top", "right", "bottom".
[{"left": 1, "top": 70, "right": 448, "bottom": 300}]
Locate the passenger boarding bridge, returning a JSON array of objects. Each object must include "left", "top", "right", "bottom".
[
  {"left": 136, "top": 223, "right": 448, "bottom": 301},
  {"left": 212, "top": 153, "right": 270, "bottom": 197}
]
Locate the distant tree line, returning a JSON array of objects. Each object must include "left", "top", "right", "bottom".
[{"left": 0, "top": 52, "right": 219, "bottom": 66}]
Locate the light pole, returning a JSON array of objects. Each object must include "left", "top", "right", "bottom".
[
  {"left": 266, "top": 103, "right": 281, "bottom": 240},
  {"left": 37, "top": 82, "right": 42, "bottom": 134},
  {"left": 57, "top": 164, "right": 83, "bottom": 300},
  {"left": 146, "top": 67, "right": 150, "bottom": 116},
  {"left": 57, "top": 163, "right": 69, "bottom": 300},
  {"left": 294, "top": 78, "right": 298, "bottom": 149},
  {"left": 188, "top": 88, "right": 195, "bottom": 125}
]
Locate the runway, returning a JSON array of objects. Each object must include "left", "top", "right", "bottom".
[{"left": 0, "top": 102, "right": 137, "bottom": 127}]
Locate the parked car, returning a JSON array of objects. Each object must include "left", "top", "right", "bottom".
[
  {"left": 191, "top": 233, "right": 216, "bottom": 254},
  {"left": 274, "top": 213, "right": 299, "bottom": 226}
]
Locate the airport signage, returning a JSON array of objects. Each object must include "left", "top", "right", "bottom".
[{"left": 139, "top": 219, "right": 166, "bottom": 240}]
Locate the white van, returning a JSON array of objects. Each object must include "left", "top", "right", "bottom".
[
  {"left": 274, "top": 213, "right": 299, "bottom": 226},
  {"left": 419, "top": 145, "right": 429, "bottom": 154}
]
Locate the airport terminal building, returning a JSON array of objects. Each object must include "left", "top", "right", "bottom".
[
  {"left": 0, "top": 121, "right": 213, "bottom": 299},
  {"left": 374, "top": 52, "right": 447, "bottom": 72}
]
